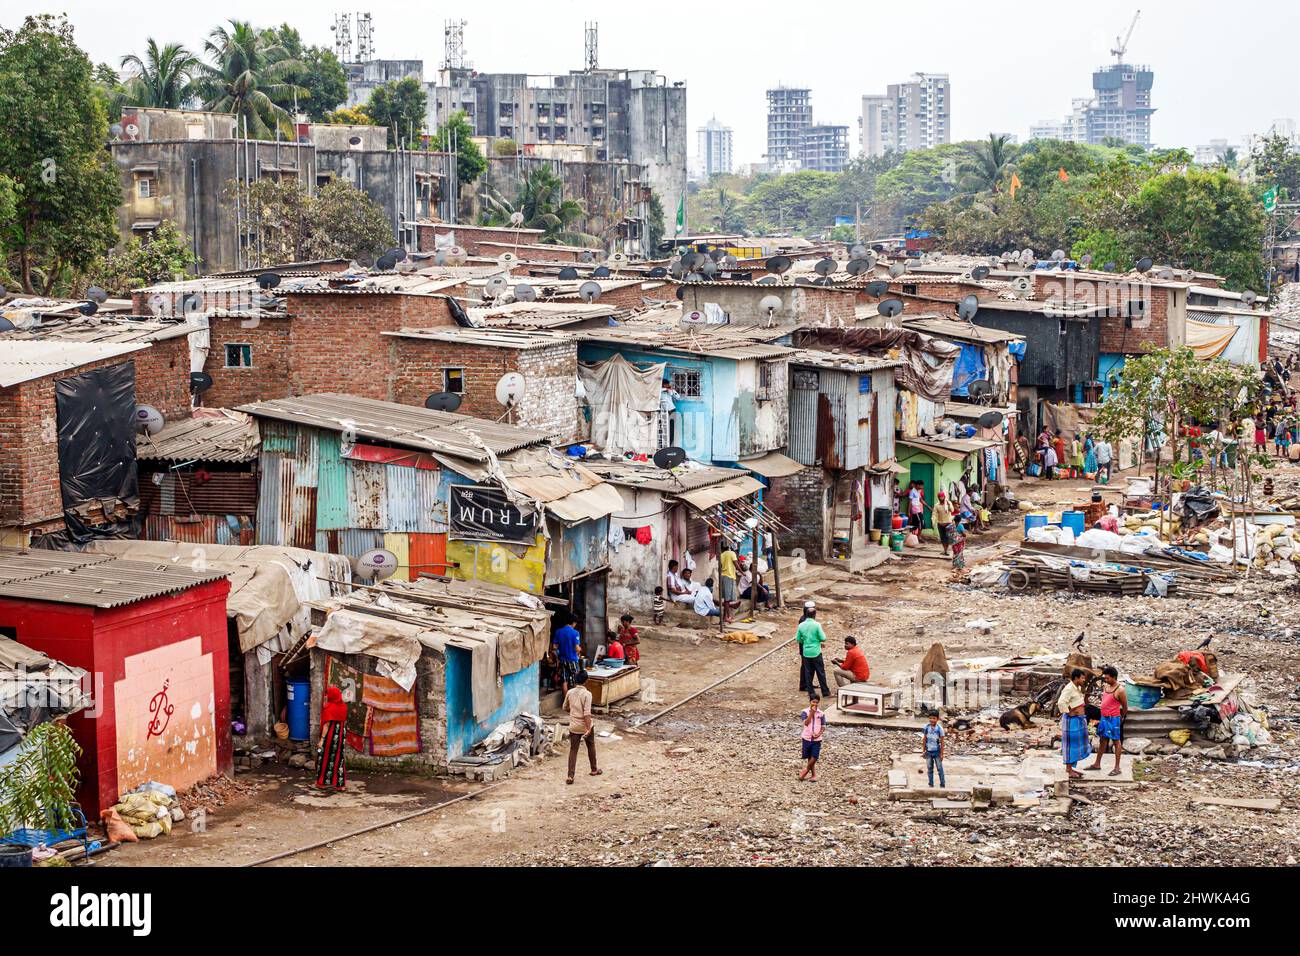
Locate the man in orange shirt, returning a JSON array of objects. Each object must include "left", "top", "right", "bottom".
[{"left": 831, "top": 636, "right": 870, "bottom": 688}]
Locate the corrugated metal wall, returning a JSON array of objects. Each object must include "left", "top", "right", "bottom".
[{"left": 789, "top": 368, "right": 818, "bottom": 465}]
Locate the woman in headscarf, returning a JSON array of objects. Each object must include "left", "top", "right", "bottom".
[{"left": 315, "top": 684, "right": 348, "bottom": 791}]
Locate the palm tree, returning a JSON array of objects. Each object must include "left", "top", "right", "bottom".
[
  {"left": 481, "top": 166, "right": 599, "bottom": 246},
  {"left": 713, "top": 188, "right": 743, "bottom": 233},
  {"left": 961, "top": 133, "right": 1019, "bottom": 194},
  {"left": 121, "top": 40, "right": 199, "bottom": 109},
  {"left": 196, "top": 21, "right": 303, "bottom": 138}
]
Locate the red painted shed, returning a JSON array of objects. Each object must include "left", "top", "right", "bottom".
[{"left": 0, "top": 549, "right": 232, "bottom": 816}]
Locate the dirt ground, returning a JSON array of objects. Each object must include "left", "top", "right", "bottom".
[{"left": 103, "top": 464, "right": 1300, "bottom": 868}]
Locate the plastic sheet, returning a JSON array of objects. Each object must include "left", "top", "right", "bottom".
[{"left": 54, "top": 361, "right": 138, "bottom": 531}]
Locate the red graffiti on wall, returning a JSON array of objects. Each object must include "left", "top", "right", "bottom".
[{"left": 146, "top": 679, "right": 174, "bottom": 739}]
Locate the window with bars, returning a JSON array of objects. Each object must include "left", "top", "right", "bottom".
[
  {"left": 224, "top": 344, "right": 252, "bottom": 368},
  {"left": 670, "top": 368, "right": 702, "bottom": 398}
]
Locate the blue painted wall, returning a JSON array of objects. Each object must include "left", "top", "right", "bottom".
[
  {"left": 444, "top": 650, "right": 539, "bottom": 759},
  {"left": 1099, "top": 353, "right": 1126, "bottom": 399},
  {"left": 579, "top": 343, "right": 738, "bottom": 465}
]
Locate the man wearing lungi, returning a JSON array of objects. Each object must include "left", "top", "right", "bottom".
[{"left": 1057, "top": 668, "right": 1092, "bottom": 779}]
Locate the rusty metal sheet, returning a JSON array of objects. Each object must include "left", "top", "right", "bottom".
[
  {"left": 346, "top": 459, "right": 387, "bottom": 529},
  {"left": 384, "top": 464, "right": 443, "bottom": 533}
]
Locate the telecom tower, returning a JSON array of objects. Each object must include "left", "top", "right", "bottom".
[
  {"left": 330, "top": 13, "right": 352, "bottom": 62},
  {"left": 355, "top": 12, "right": 374, "bottom": 62},
  {"left": 443, "top": 20, "right": 470, "bottom": 71},
  {"left": 585, "top": 22, "right": 599, "bottom": 72}
]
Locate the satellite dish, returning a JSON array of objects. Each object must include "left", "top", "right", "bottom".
[
  {"left": 756, "top": 275, "right": 779, "bottom": 285},
  {"left": 683, "top": 252, "right": 706, "bottom": 271},
  {"left": 1011, "top": 275, "right": 1033, "bottom": 298},
  {"left": 766, "top": 255, "right": 792, "bottom": 275},
  {"left": 425, "top": 391, "right": 463, "bottom": 412},
  {"left": 720, "top": 255, "right": 738, "bottom": 269},
  {"left": 485, "top": 275, "right": 509, "bottom": 298},
  {"left": 256, "top": 272, "right": 281, "bottom": 290},
  {"left": 888, "top": 262, "right": 905, "bottom": 277},
  {"left": 578, "top": 281, "right": 602, "bottom": 303},
  {"left": 708, "top": 247, "right": 725, "bottom": 262},
  {"left": 1156, "top": 266, "right": 1175, "bottom": 281},
  {"left": 759, "top": 294, "right": 783, "bottom": 314},
  {"left": 498, "top": 252, "right": 518, "bottom": 270},
  {"left": 434, "top": 249, "right": 449, "bottom": 267},
  {"left": 1242, "top": 289, "right": 1258, "bottom": 306},
  {"left": 86, "top": 285, "right": 109, "bottom": 304},
  {"left": 355, "top": 548, "right": 399, "bottom": 581},
  {"left": 134, "top": 404, "right": 165, "bottom": 435},
  {"left": 1135, "top": 256, "right": 1153, "bottom": 274},
  {"left": 850, "top": 244, "right": 869, "bottom": 259},
  {"left": 509, "top": 211, "right": 526, "bottom": 227},
  {"left": 495, "top": 372, "right": 527, "bottom": 406},
  {"left": 971, "top": 265, "right": 991, "bottom": 281},
  {"left": 669, "top": 259, "right": 686, "bottom": 280},
  {"left": 558, "top": 267, "right": 580, "bottom": 280},
  {"left": 580, "top": 250, "right": 596, "bottom": 264},
  {"left": 1080, "top": 254, "right": 1094, "bottom": 268},
  {"left": 957, "top": 295, "right": 979, "bottom": 321},
  {"left": 814, "top": 258, "right": 837, "bottom": 276},
  {"left": 865, "top": 280, "right": 888, "bottom": 297},
  {"left": 446, "top": 246, "right": 468, "bottom": 266},
  {"left": 1103, "top": 261, "right": 1117, "bottom": 272},
  {"left": 109, "top": 123, "right": 123, "bottom": 138},
  {"left": 699, "top": 260, "right": 718, "bottom": 277},
  {"left": 124, "top": 123, "right": 139, "bottom": 136},
  {"left": 189, "top": 371, "right": 213, "bottom": 394},
  {"left": 846, "top": 258, "right": 872, "bottom": 276},
  {"left": 376, "top": 252, "right": 399, "bottom": 271},
  {"left": 1051, "top": 249, "right": 1066, "bottom": 262},
  {"left": 608, "top": 252, "right": 629, "bottom": 269},
  {"left": 348, "top": 135, "right": 363, "bottom": 146},
  {"left": 514, "top": 283, "right": 537, "bottom": 302},
  {"left": 675, "top": 286, "right": 687, "bottom": 300},
  {"left": 385, "top": 247, "right": 408, "bottom": 263},
  {"left": 77, "top": 300, "right": 98, "bottom": 316},
  {"left": 0, "top": 317, "right": 16, "bottom": 333},
  {"left": 976, "top": 410, "right": 1004, "bottom": 429},
  {"left": 878, "top": 298, "right": 904, "bottom": 318},
  {"left": 647, "top": 267, "right": 668, "bottom": 278},
  {"left": 652, "top": 446, "right": 687, "bottom": 470}
]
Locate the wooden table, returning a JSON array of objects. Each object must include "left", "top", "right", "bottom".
[
  {"left": 837, "top": 682, "right": 903, "bottom": 717},
  {"left": 585, "top": 664, "right": 641, "bottom": 706}
]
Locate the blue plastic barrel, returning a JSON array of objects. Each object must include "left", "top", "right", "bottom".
[
  {"left": 1061, "top": 511, "right": 1086, "bottom": 536},
  {"left": 286, "top": 680, "right": 311, "bottom": 741},
  {"left": 1023, "top": 513, "right": 1049, "bottom": 536}
]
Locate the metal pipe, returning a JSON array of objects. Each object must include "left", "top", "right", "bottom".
[{"left": 635, "top": 635, "right": 798, "bottom": 727}]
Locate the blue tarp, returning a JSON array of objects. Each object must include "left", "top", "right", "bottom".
[{"left": 950, "top": 343, "right": 988, "bottom": 398}]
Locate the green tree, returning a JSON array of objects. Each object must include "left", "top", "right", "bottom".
[
  {"left": 84, "top": 220, "right": 197, "bottom": 294},
  {"left": 0, "top": 15, "right": 121, "bottom": 294},
  {"left": 237, "top": 177, "right": 393, "bottom": 268},
  {"left": 121, "top": 39, "right": 198, "bottom": 109},
  {"left": 646, "top": 192, "right": 665, "bottom": 253},
  {"left": 430, "top": 109, "right": 486, "bottom": 184},
  {"left": 196, "top": 20, "right": 302, "bottom": 138},
  {"left": 712, "top": 187, "right": 744, "bottom": 232},
  {"left": 262, "top": 25, "right": 347, "bottom": 122},
  {"left": 742, "top": 170, "right": 837, "bottom": 234},
  {"left": 479, "top": 165, "right": 596, "bottom": 246},
  {"left": 871, "top": 144, "right": 965, "bottom": 231},
  {"left": 93, "top": 62, "right": 130, "bottom": 123},
  {"left": 491, "top": 138, "right": 520, "bottom": 157},
  {"left": 326, "top": 105, "right": 371, "bottom": 125},
  {"left": 960, "top": 133, "right": 1019, "bottom": 193},
  {"left": 367, "top": 77, "right": 428, "bottom": 147}
]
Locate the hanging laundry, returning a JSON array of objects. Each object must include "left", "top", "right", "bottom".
[
  {"left": 607, "top": 523, "right": 626, "bottom": 553},
  {"left": 635, "top": 526, "right": 653, "bottom": 545}
]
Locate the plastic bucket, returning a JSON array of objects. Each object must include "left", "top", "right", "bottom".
[
  {"left": 1061, "top": 511, "right": 1086, "bottom": 536},
  {"left": 0, "top": 845, "right": 32, "bottom": 868},
  {"left": 286, "top": 679, "right": 311, "bottom": 741},
  {"left": 889, "top": 531, "right": 905, "bottom": 552},
  {"left": 1024, "top": 513, "right": 1050, "bottom": 536}
]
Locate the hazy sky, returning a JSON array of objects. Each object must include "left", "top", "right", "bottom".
[{"left": 19, "top": 0, "right": 1299, "bottom": 162}]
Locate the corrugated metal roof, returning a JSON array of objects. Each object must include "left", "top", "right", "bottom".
[
  {"left": 578, "top": 325, "right": 794, "bottom": 360},
  {"left": 0, "top": 315, "right": 195, "bottom": 345},
  {"left": 136, "top": 412, "right": 261, "bottom": 463},
  {"left": 0, "top": 550, "right": 228, "bottom": 608},
  {"left": 0, "top": 341, "right": 148, "bottom": 388},
  {"left": 383, "top": 327, "right": 574, "bottom": 350},
  {"left": 902, "top": 317, "right": 1025, "bottom": 344},
  {"left": 581, "top": 459, "right": 752, "bottom": 494},
  {"left": 790, "top": 349, "right": 902, "bottom": 372},
  {"left": 236, "top": 394, "right": 552, "bottom": 462},
  {"left": 0, "top": 550, "right": 115, "bottom": 585}
]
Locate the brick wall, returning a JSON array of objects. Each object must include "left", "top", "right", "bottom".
[
  {"left": 764, "top": 468, "right": 828, "bottom": 563},
  {"left": 478, "top": 242, "right": 585, "bottom": 264},
  {"left": 676, "top": 284, "right": 856, "bottom": 328},
  {"left": 0, "top": 356, "right": 139, "bottom": 530},
  {"left": 416, "top": 223, "right": 544, "bottom": 255},
  {"left": 887, "top": 280, "right": 991, "bottom": 301},
  {"left": 391, "top": 338, "right": 579, "bottom": 440},
  {"left": 198, "top": 317, "right": 292, "bottom": 409},
  {"left": 1031, "top": 277, "right": 1175, "bottom": 354},
  {"left": 132, "top": 335, "right": 192, "bottom": 419}
]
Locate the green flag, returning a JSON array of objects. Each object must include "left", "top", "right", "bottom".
[
  {"left": 1263, "top": 185, "right": 1279, "bottom": 213},
  {"left": 675, "top": 194, "right": 686, "bottom": 236}
]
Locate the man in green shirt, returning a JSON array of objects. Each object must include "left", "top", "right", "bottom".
[{"left": 796, "top": 606, "right": 830, "bottom": 696}]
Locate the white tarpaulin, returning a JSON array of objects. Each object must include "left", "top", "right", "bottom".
[{"left": 580, "top": 354, "right": 666, "bottom": 457}]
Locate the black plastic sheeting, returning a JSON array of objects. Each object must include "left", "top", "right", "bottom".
[
  {"left": 54, "top": 361, "right": 138, "bottom": 542},
  {"left": 1179, "top": 485, "right": 1221, "bottom": 526}
]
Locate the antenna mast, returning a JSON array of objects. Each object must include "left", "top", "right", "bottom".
[
  {"left": 356, "top": 12, "right": 374, "bottom": 62},
  {"left": 331, "top": 13, "right": 353, "bottom": 62},
  {"left": 584, "top": 22, "right": 599, "bottom": 72},
  {"left": 443, "top": 19, "right": 470, "bottom": 71}
]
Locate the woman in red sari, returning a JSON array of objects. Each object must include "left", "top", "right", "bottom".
[{"left": 315, "top": 685, "right": 348, "bottom": 791}]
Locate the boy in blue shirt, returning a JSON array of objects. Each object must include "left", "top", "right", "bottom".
[
  {"left": 552, "top": 620, "right": 583, "bottom": 696},
  {"left": 922, "top": 711, "right": 946, "bottom": 788}
]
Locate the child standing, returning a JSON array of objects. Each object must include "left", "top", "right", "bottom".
[
  {"left": 799, "top": 694, "right": 826, "bottom": 782},
  {"left": 951, "top": 525, "right": 967, "bottom": 571},
  {"left": 922, "top": 711, "right": 946, "bottom": 788},
  {"left": 617, "top": 613, "right": 640, "bottom": 664},
  {"left": 651, "top": 587, "right": 666, "bottom": 626}
]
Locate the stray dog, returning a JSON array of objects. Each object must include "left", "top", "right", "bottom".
[{"left": 999, "top": 700, "right": 1041, "bottom": 730}]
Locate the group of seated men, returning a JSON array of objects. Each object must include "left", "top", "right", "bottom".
[{"left": 664, "top": 548, "right": 772, "bottom": 624}]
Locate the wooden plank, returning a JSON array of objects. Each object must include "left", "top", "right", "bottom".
[{"left": 1189, "top": 796, "right": 1282, "bottom": 812}]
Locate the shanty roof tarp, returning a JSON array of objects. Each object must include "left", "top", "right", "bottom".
[
  {"left": 676, "top": 475, "right": 765, "bottom": 510},
  {"left": 441, "top": 447, "right": 622, "bottom": 524},
  {"left": 741, "top": 452, "right": 805, "bottom": 479},
  {"left": 811, "top": 328, "right": 959, "bottom": 404},
  {"left": 579, "top": 353, "right": 666, "bottom": 458},
  {"left": 79, "top": 540, "right": 352, "bottom": 653}
]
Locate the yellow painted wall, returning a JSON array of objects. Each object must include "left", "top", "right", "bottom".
[{"left": 447, "top": 534, "right": 547, "bottom": 593}]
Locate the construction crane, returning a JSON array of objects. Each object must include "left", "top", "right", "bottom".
[{"left": 1111, "top": 9, "right": 1141, "bottom": 63}]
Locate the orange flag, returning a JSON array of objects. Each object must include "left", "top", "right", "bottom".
[
  {"left": 1009, "top": 173, "right": 1022, "bottom": 198},
  {"left": 1058, "top": 167, "right": 1070, "bottom": 182}
]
